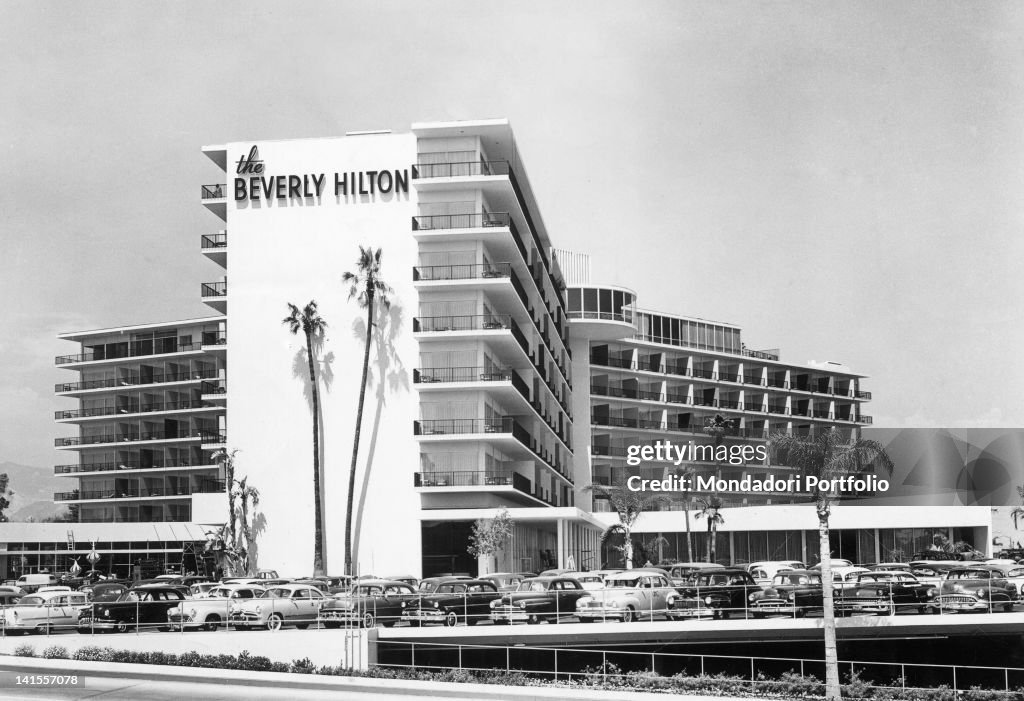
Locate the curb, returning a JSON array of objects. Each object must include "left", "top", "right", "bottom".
[{"left": 0, "top": 656, "right": 730, "bottom": 701}]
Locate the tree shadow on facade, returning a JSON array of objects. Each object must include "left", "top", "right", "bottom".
[
  {"left": 289, "top": 331, "right": 334, "bottom": 572},
  {"left": 351, "top": 303, "right": 409, "bottom": 569}
]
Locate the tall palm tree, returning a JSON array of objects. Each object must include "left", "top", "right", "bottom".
[
  {"left": 341, "top": 246, "right": 393, "bottom": 576},
  {"left": 283, "top": 301, "right": 328, "bottom": 576},
  {"left": 695, "top": 496, "right": 725, "bottom": 563},
  {"left": 770, "top": 428, "right": 894, "bottom": 701},
  {"left": 671, "top": 465, "right": 696, "bottom": 561},
  {"left": 585, "top": 472, "right": 667, "bottom": 568},
  {"left": 1011, "top": 486, "right": 1024, "bottom": 530},
  {"left": 212, "top": 448, "right": 239, "bottom": 566}
]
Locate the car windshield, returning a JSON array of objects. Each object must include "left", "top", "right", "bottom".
[
  {"left": 948, "top": 570, "right": 990, "bottom": 580},
  {"left": 264, "top": 588, "right": 296, "bottom": 598},
  {"left": 516, "top": 581, "right": 549, "bottom": 592},
  {"left": 355, "top": 586, "right": 383, "bottom": 596},
  {"left": 774, "top": 574, "right": 820, "bottom": 586},
  {"left": 606, "top": 578, "right": 640, "bottom": 589},
  {"left": 435, "top": 584, "right": 466, "bottom": 594},
  {"left": 418, "top": 582, "right": 437, "bottom": 592},
  {"left": 18, "top": 596, "right": 44, "bottom": 606}
]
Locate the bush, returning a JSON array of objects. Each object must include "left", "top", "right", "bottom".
[
  {"left": 13, "top": 644, "right": 35, "bottom": 657},
  {"left": 72, "top": 646, "right": 108, "bottom": 662},
  {"left": 41, "top": 645, "right": 68, "bottom": 659},
  {"left": 290, "top": 657, "right": 315, "bottom": 674}
]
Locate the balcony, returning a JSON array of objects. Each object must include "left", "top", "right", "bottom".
[
  {"left": 413, "top": 367, "right": 529, "bottom": 403},
  {"left": 55, "top": 460, "right": 217, "bottom": 475},
  {"left": 201, "top": 282, "right": 227, "bottom": 312},
  {"left": 857, "top": 416, "right": 874, "bottom": 424},
  {"left": 55, "top": 341, "right": 204, "bottom": 367},
  {"left": 855, "top": 390, "right": 872, "bottom": 400},
  {"left": 414, "top": 417, "right": 528, "bottom": 441},
  {"left": 201, "top": 331, "right": 227, "bottom": 354},
  {"left": 412, "top": 159, "right": 512, "bottom": 180},
  {"left": 201, "top": 184, "right": 227, "bottom": 220},
  {"left": 55, "top": 368, "right": 218, "bottom": 394},
  {"left": 566, "top": 310, "right": 637, "bottom": 342},
  {"left": 201, "top": 232, "right": 227, "bottom": 267},
  {"left": 200, "top": 379, "right": 227, "bottom": 404},
  {"left": 413, "top": 470, "right": 549, "bottom": 506},
  {"left": 55, "top": 480, "right": 225, "bottom": 501},
  {"left": 412, "top": 212, "right": 510, "bottom": 231},
  {"left": 55, "top": 399, "right": 219, "bottom": 421},
  {"left": 55, "top": 429, "right": 207, "bottom": 448}
]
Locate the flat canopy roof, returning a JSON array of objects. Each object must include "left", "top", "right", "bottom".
[
  {"left": 58, "top": 317, "right": 224, "bottom": 341},
  {"left": 0, "top": 522, "right": 212, "bottom": 543}
]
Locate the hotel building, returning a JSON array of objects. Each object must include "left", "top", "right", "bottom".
[{"left": 16, "top": 119, "right": 1000, "bottom": 580}]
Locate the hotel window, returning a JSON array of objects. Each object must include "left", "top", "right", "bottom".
[
  {"left": 568, "top": 288, "right": 581, "bottom": 314},
  {"left": 583, "top": 288, "right": 598, "bottom": 317}
]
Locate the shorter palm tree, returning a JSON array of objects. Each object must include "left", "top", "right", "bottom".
[
  {"left": 585, "top": 472, "right": 667, "bottom": 568},
  {"left": 695, "top": 496, "right": 725, "bottom": 563},
  {"left": 235, "top": 477, "right": 261, "bottom": 574}
]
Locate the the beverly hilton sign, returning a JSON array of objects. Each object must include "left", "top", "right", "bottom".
[{"left": 233, "top": 146, "right": 409, "bottom": 201}]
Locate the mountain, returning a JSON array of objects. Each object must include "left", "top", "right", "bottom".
[{"left": 0, "top": 461, "right": 69, "bottom": 522}]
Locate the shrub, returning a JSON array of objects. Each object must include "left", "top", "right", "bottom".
[
  {"left": 290, "top": 657, "right": 316, "bottom": 674},
  {"left": 41, "top": 645, "right": 68, "bottom": 659},
  {"left": 72, "top": 646, "right": 108, "bottom": 662},
  {"left": 13, "top": 644, "right": 35, "bottom": 657}
]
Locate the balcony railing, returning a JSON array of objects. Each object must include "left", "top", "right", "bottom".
[
  {"left": 201, "top": 282, "right": 227, "bottom": 297},
  {"left": 411, "top": 159, "right": 512, "bottom": 180},
  {"left": 200, "top": 380, "right": 226, "bottom": 395},
  {"left": 413, "top": 262, "right": 512, "bottom": 282},
  {"left": 413, "top": 367, "right": 530, "bottom": 401},
  {"left": 412, "top": 212, "right": 510, "bottom": 231},
  {"left": 56, "top": 341, "right": 203, "bottom": 365},
  {"left": 55, "top": 429, "right": 207, "bottom": 447},
  {"left": 741, "top": 347, "right": 781, "bottom": 361},
  {"left": 55, "top": 368, "right": 218, "bottom": 393},
  {"left": 414, "top": 417, "right": 525, "bottom": 437},
  {"left": 567, "top": 311, "right": 634, "bottom": 323},
  {"left": 857, "top": 416, "right": 874, "bottom": 424},
  {"left": 55, "top": 460, "right": 215, "bottom": 475},
  {"left": 202, "top": 331, "right": 227, "bottom": 345},
  {"left": 55, "top": 481, "right": 225, "bottom": 501},
  {"left": 201, "top": 184, "right": 226, "bottom": 199},
  {"left": 413, "top": 314, "right": 515, "bottom": 334},
  {"left": 202, "top": 431, "right": 227, "bottom": 443},
  {"left": 201, "top": 233, "right": 227, "bottom": 248},
  {"left": 55, "top": 399, "right": 211, "bottom": 420},
  {"left": 855, "top": 390, "right": 872, "bottom": 400}
]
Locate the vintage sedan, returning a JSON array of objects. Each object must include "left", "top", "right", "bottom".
[
  {"left": 401, "top": 580, "right": 500, "bottom": 627},
  {"left": 667, "top": 568, "right": 761, "bottom": 620},
  {"left": 416, "top": 576, "right": 471, "bottom": 594},
  {"left": 479, "top": 573, "right": 529, "bottom": 592},
  {"left": 837, "top": 571, "right": 934, "bottom": 615},
  {"left": 489, "top": 576, "right": 587, "bottom": 624},
  {"left": 574, "top": 570, "right": 622, "bottom": 592},
  {"left": 167, "top": 584, "right": 266, "bottom": 631},
  {"left": 665, "top": 562, "right": 725, "bottom": 587},
  {"left": 2, "top": 589, "right": 88, "bottom": 634},
  {"left": 575, "top": 571, "right": 676, "bottom": 623},
  {"left": 83, "top": 582, "right": 130, "bottom": 603},
  {"left": 931, "top": 566, "right": 1018, "bottom": 613},
  {"left": 320, "top": 580, "right": 418, "bottom": 628},
  {"left": 747, "top": 562, "right": 803, "bottom": 588},
  {"left": 78, "top": 585, "right": 188, "bottom": 633},
  {"left": 749, "top": 570, "right": 824, "bottom": 618},
  {"left": 230, "top": 584, "right": 327, "bottom": 631}
]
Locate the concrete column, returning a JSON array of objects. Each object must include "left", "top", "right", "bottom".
[{"left": 557, "top": 519, "right": 565, "bottom": 568}]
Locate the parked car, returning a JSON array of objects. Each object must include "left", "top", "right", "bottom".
[
  {"left": 573, "top": 570, "right": 621, "bottom": 592},
  {"left": 401, "top": 580, "right": 500, "bottom": 627},
  {"left": 2, "top": 588, "right": 88, "bottom": 634},
  {"left": 167, "top": 584, "right": 266, "bottom": 631},
  {"left": 188, "top": 582, "right": 221, "bottom": 598},
  {"left": 381, "top": 575, "right": 420, "bottom": 589},
  {"left": 78, "top": 585, "right": 188, "bottom": 633},
  {"left": 539, "top": 568, "right": 577, "bottom": 577},
  {"left": 489, "top": 576, "right": 588, "bottom": 624},
  {"left": 988, "top": 564, "right": 1024, "bottom": 596},
  {"left": 320, "top": 580, "right": 419, "bottom": 628},
  {"left": 911, "top": 551, "right": 963, "bottom": 562},
  {"left": 825, "top": 566, "right": 872, "bottom": 591},
  {"left": 575, "top": 570, "right": 676, "bottom": 623},
  {"left": 230, "top": 584, "right": 327, "bottom": 631},
  {"left": 665, "top": 562, "right": 725, "bottom": 587},
  {"left": 747, "top": 562, "right": 802, "bottom": 588},
  {"left": 837, "top": 571, "right": 934, "bottom": 615},
  {"left": 416, "top": 576, "right": 471, "bottom": 593},
  {"left": 667, "top": 568, "right": 761, "bottom": 620},
  {"left": 870, "top": 563, "right": 914, "bottom": 573},
  {"left": 749, "top": 570, "right": 825, "bottom": 618},
  {"left": 15, "top": 574, "right": 60, "bottom": 594},
  {"left": 809, "top": 559, "right": 854, "bottom": 570},
  {"left": 479, "top": 573, "right": 529, "bottom": 592},
  {"left": 0, "top": 592, "right": 23, "bottom": 607},
  {"left": 83, "top": 581, "right": 131, "bottom": 603},
  {"left": 931, "top": 566, "right": 1018, "bottom": 613},
  {"left": 908, "top": 562, "right": 958, "bottom": 587}
]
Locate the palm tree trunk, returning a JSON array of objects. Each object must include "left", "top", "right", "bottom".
[
  {"left": 707, "top": 521, "right": 715, "bottom": 563},
  {"left": 225, "top": 462, "right": 236, "bottom": 575},
  {"left": 684, "top": 497, "right": 694, "bottom": 561},
  {"left": 623, "top": 530, "right": 633, "bottom": 569},
  {"left": 346, "top": 291, "right": 374, "bottom": 576},
  {"left": 306, "top": 335, "right": 325, "bottom": 577},
  {"left": 819, "top": 511, "right": 841, "bottom": 700}
]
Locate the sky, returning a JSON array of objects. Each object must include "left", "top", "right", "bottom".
[{"left": 1, "top": 1, "right": 1022, "bottom": 469}]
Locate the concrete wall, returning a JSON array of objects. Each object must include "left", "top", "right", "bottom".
[{"left": 226, "top": 134, "right": 421, "bottom": 578}]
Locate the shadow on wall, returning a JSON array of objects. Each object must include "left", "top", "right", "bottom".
[
  {"left": 248, "top": 512, "right": 268, "bottom": 574},
  {"left": 290, "top": 328, "right": 334, "bottom": 572},
  {"left": 351, "top": 302, "right": 410, "bottom": 569}
]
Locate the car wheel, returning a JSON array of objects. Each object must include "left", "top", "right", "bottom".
[
  {"left": 33, "top": 624, "right": 48, "bottom": 635},
  {"left": 114, "top": 620, "right": 129, "bottom": 633},
  {"left": 526, "top": 614, "right": 539, "bottom": 625},
  {"left": 794, "top": 610, "right": 807, "bottom": 619},
  {"left": 443, "top": 611, "right": 459, "bottom": 627},
  {"left": 1004, "top": 603, "right": 1014, "bottom": 613},
  {"left": 382, "top": 620, "right": 396, "bottom": 628},
  {"left": 204, "top": 614, "right": 221, "bottom": 632},
  {"left": 621, "top": 607, "right": 635, "bottom": 624},
  {"left": 267, "top": 614, "right": 284, "bottom": 632},
  {"left": 295, "top": 623, "right": 310, "bottom": 630},
  {"left": 361, "top": 613, "right": 376, "bottom": 629}
]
